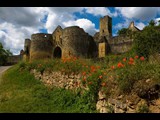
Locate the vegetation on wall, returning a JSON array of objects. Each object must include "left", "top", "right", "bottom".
[{"left": 117, "top": 28, "right": 132, "bottom": 36}]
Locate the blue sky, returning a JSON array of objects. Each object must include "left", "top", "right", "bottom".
[{"left": 0, "top": 7, "right": 160, "bottom": 55}]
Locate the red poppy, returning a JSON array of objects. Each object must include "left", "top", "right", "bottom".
[
  {"left": 82, "top": 72, "right": 86, "bottom": 76},
  {"left": 90, "top": 66, "right": 96, "bottom": 72},
  {"left": 97, "top": 66, "right": 100, "bottom": 69},
  {"left": 99, "top": 75, "right": 103, "bottom": 79},
  {"left": 101, "top": 82, "right": 106, "bottom": 86},
  {"left": 123, "top": 58, "right": 127, "bottom": 62},
  {"left": 135, "top": 55, "right": 139, "bottom": 59},
  {"left": 140, "top": 56, "right": 145, "bottom": 61},
  {"left": 129, "top": 57, "right": 134, "bottom": 62},
  {"left": 111, "top": 65, "right": 115, "bottom": 69},
  {"left": 83, "top": 77, "right": 86, "bottom": 81},
  {"left": 128, "top": 61, "right": 134, "bottom": 65},
  {"left": 117, "top": 62, "right": 124, "bottom": 68},
  {"left": 88, "top": 82, "right": 92, "bottom": 85}
]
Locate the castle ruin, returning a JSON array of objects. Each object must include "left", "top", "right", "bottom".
[{"left": 22, "top": 15, "right": 140, "bottom": 61}]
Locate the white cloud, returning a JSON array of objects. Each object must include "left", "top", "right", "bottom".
[
  {"left": 155, "top": 18, "right": 160, "bottom": 25},
  {"left": 46, "top": 7, "right": 84, "bottom": 14},
  {"left": 135, "top": 22, "right": 146, "bottom": 30},
  {"left": 0, "top": 7, "right": 45, "bottom": 27},
  {"left": 84, "top": 7, "right": 117, "bottom": 17},
  {"left": 0, "top": 7, "right": 47, "bottom": 55},
  {"left": 0, "top": 22, "right": 39, "bottom": 55},
  {"left": 116, "top": 7, "right": 160, "bottom": 21},
  {"left": 114, "top": 19, "right": 130, "bottom": 29},
  {"left": 63, "top": 18, "right": 98, "bottom": 35},
  {"left": 45, "top": 7, "right": 85, "bottom": 33}
]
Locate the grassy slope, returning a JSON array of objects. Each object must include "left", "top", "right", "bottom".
[
  {"left": 0, "top": 64, "right": 96, "bottom": 113},
  {"left": 0, "top": 51, "right": 160, "bottom": 113}
]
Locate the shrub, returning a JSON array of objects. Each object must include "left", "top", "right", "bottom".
[{"left": 133, "top": 26, "right": 160, "bottom": 59}]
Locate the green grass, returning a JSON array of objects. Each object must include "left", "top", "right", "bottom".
[
  {"left": 0, "top": 64, "right": 97, "bottom": 113},
  {"left": 1, "top": 49, "right": 160, "bottom": 113}
]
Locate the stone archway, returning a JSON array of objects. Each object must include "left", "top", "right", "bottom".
[{"left": 53, "top": 46, "right": 62, "bottom": 58}]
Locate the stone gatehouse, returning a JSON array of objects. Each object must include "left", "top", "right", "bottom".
[{"left": 22, "top": 15, "right": 140, "bottom": 61}]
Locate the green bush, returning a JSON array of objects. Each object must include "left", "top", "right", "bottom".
[{"left": 133, "top": 26, "right": 160, "bottom": 59}]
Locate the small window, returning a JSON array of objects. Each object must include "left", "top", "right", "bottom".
[{"left": 44, "top": 35, "right": 47, "bottom": 38}]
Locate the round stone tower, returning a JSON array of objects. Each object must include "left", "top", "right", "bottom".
[
  {"left": 62, "top": 26, "right": 90, "bottom": 58},
  {"left": 30, "top": 33, "right": 53, "bottom": 61}
]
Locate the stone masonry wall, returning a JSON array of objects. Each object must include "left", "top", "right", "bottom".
[
  {"left": 52, "top": 25, "right": 63, "bottom": 48},
  {"left": 109, "top": 35, "right": 133, "bottom": 54},
  {"left": 7, "top": 55, "right": 22, "bottom": 65},
  {"left": 23, "top": 39, "right": 31, "bottom": 61},
  {"left": 30, "top": 33, "right": 53, "bottom": 61},
  {"left": 62, "top": 26, "right": 90, "bottom": 58},
  {"left": 100, "top": 16, "right": 112, "bottom": 38}
]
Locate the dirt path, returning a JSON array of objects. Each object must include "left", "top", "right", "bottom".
[{"left": 0, "top": 66, "right": 12, "bottom": 83}]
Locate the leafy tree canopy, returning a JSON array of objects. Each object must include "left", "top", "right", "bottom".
[
  {"left": 0, "top": 42, "right": 12, "bottom": 65},
  {"left": 133, "top": 20, "right": 160, "bottom": 59}
]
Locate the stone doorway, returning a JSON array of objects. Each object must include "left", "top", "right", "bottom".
[{"left": 53, "top": 47, "right": 62, "bottom": 58}]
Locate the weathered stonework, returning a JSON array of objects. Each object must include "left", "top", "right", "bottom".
[
  {"left": 30, "top": 33, "right": 53, "bottom": 61},
  {"left": 100, "top": 15, "right": 112, "bottom": 38},
  {"left": 22, "top": 15, "right": 140, "bottom": 61},
  {"left": 30, "top": 69, "right": 88, "bottom": 90}
]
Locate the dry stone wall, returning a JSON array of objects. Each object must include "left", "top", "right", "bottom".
[
  {"left": 30, "top": 69, "right": 160, "bottom": 113},
  {"left": 30, "top": 69, "right": 88, "bottom": 90}
]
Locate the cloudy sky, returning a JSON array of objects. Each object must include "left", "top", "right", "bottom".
[{"left": 0, "top": 7, "right": 160, "bottom": 55}]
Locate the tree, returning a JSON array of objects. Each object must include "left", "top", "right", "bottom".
[
  {"left": 0, "top": 42, "right": 12, "bottom": 65},
  {"left": 148, "top": 20, "right": 156, "bottom": 27},
  {"left": 117, "top": 28, "right": 132, "bottom": 36},
  {"left": 117, "top": 28, "right": 128, "bottom": 35},
  {"left": 133, "top": 22, "right": 160, "bottom": 59}
]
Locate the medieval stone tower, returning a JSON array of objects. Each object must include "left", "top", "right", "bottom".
[
  {"left": 98, "top": 15, "right": 112, "bottom": 58},
  {"left": 99, "top": 15, "right": 112, "bottom": 39}
]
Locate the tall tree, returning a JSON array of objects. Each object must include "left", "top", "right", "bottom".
[{"left": 0, "top": 42, "right": 12, "bottom": 65}]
